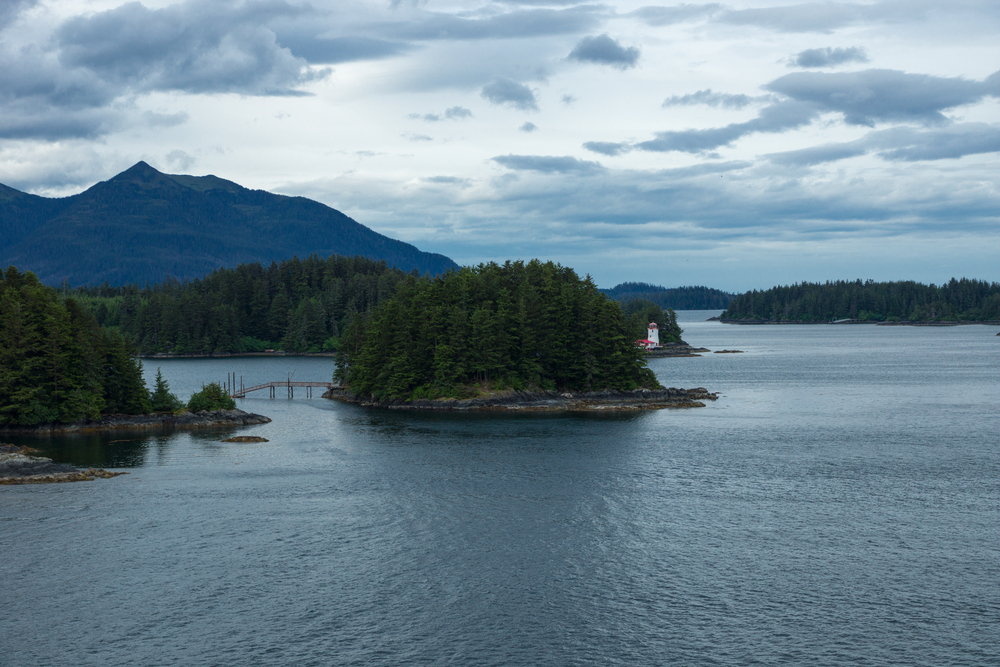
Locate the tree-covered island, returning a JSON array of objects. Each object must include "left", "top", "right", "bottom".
[{"left": 331, "top": 260, "right": 716, "bottom": 410}]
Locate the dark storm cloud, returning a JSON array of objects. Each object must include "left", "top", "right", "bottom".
[
  {"left": 567, "top": 34, "right": 640, "bottom": 70},
  {"left": 56, "top": 0, "right": 325, "bottom": 96},
  {"left": 791, "top": 46, "right": 869, "bottom": 68},
  {"left": 374, "top": 5, "right": 604, "bottom": 41},
  {"left": 481, "top": 78, "right": 538, "bottom": 111},
  {"left": 662, "top": 89, "right": 772, "bottom": 109},
  {"left": 765, "top": 69, "right": 992, "bottom": 126},
  {"left": 629, "top": 4, "right": 723, "bottom": 27},
  {"left": 582, "top": 141, "right": 632, "bottom": 156},
  {"left": 492, "top": 154, "right": 604, "bottom": 175}
]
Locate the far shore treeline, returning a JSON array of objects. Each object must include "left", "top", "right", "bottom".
[
  {"left": 73, "top": 254, "right": 409, "bottom": 354},
  {"left": 337, "top": 260, "right": 666, "bottom": 400},
  {"left": 602, "top": 283, "right": 735, "bottom": 310},
  {"left": 722, "top": 278, "right": 1000, "bottom": 323},
  {"left": 70, "top": 254, "right": 684, "bottom": 356}
]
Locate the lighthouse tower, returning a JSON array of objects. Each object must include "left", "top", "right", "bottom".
[{"left": 647, "top": 322, "right": 659, "bottom": 347}]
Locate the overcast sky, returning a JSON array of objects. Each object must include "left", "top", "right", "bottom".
[{"left": 2, "top": 0, "right": 998, "bottom": 291}]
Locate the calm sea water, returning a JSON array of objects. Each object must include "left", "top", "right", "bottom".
[{"left": 3, "top": 312, "right": 999, "bottom": 666}]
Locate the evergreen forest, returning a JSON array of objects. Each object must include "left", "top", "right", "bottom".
[
  {"left": 603, "top": 283, "right": 735, "bottom": 310},
  {"left": 337, "top": 260, "right": 663, "bottom": 400},
  {"left": 0, "top": 267, "right": 151, "bottom": 425},
  {"left": 73, "top": 254, "right": 410, "bottom": 354},
  {"left": 722, "top": 278, "right": 1000, "bottom": 322},
  {"left": 620, "top": 299, "right": 683, "bottom": 344}
]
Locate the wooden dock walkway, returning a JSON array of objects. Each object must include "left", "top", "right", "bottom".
[{"left": 231, "top": 380, "right": 338, "bottom": 399}]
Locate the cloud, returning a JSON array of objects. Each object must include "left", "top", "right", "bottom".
[
  {"left": 275, "top": 34, "right": 412, "bottom": 65},
  {"left": 0, "top": 0, "right": 36, "bottom": 30},
  {"left": 164, "top": 149, "right": 196, "bottom": 172},
  {"left": 373, "top": 5, "right": 604, "bottom": 42},
  {"left": 567, "top": 34, "right": 640, "bottom": 70},
  {"left": 717, "top": 2, "right": 919, "bottom": 33},
  {"left": 874, "top": 124, "right": 1000, "bottom": 161},
  {"left": 765, "top": 143, "right": 868, "bottom": 166},
  {"left": 662, "top": 89, "right": 772, "bottom": 109},
  {"left": 637, "top": 100, "right": 819, "bottom": 153},
  {"left": 636, "top": 68, "right": 1000, "bottom": 155},
  {"left": 481, "top": 78, "right": 538, "bottom": 111},
  {"left": 492, "top": 154, "right": 604, "bottom": 175},
  {"left": 767, "top": 123, "right": 1000, "bottom": 165},
  {"left": 561, "top": 94, "right": 577, "bottom": 105},
  {"left": 445, "top": 106, "right": 472, "bottom": 119},
  {"left": 583, "top": 141, "right": 631, "bottom": 156},
  {"left": 790, "top": 46, "right": 869, "bottom": 68},
  {"left": 411, "top": 105, "right": 473, "bottom": 122},
  {"left": 423, "top": 175, "right": 472, "bottom": 187},
  {"left": 143, "top": 111, "right": 189, "bottom": 128},
  {"left": 56, "top": 0, "right": 326, "bottom": 97},
  {"left": 519, "top": 122, "right": 538, "bottom": 132},
  {"left": 765, "top": 69, "right": 992, "bottom": 126},
  {"left": 629, "top": 4, "right": 722, "bottom": 27},
  {"left": 406, "top": 133, "right": 433, "bottom": 142}
]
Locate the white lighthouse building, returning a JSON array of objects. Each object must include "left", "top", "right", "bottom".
[{"left": 647, "top": 322, "right": 660, "bottom": 347}]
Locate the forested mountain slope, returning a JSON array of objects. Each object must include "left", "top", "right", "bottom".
[{"left": 0, "top": 162, "right": 457, "bottom": 286}]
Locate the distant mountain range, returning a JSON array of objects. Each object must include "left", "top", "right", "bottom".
[
  {"left": 0, "top": 162, "right": 458, "bottom": 286},
  {"left": 602, "top": 282, "right": 735, "bottom": 310}
]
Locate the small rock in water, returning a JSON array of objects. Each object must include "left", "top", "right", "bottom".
[{"left": 221, "top": 436, "right": 269, "bottom": 443}]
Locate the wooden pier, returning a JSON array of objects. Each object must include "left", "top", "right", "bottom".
[{"left": 224, "top": 374, "right": 338, "bottom": 399}]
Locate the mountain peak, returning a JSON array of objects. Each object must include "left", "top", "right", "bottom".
[{"left": 108, "top": 161, "right": 168, "bottom": 185}]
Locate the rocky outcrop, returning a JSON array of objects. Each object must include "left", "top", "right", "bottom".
[
  {"left": 324, "top": 387, "right": 719, "bottom": 412},
  {"left": 0, "top": 409, "right": 271, "bottom": 435},
  {"left": 645, "top": 342, "right": 710, "bottom": 358},
  {"left": 221, "top": 436, "right": 269, "bottom": 443},
  {"left": 0, "top": 444, "right": 127, "bottom": 485}
]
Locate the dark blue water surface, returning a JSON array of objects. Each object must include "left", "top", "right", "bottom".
[{"left": 3, "top": 313, "right": 999, "bottom": 666}]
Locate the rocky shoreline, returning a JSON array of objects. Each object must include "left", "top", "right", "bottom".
[
  {"left": 323, "top": 387, "right": 719, "bottom": 411},
  {"left": 645, "top": 341, "right": 710, "bottom": 357},
  {"left": 0, "top": 409, "right": 271, "bottom": 435},
  {"left": 0, "top": 444, "right": 128, "bottom": 485}
]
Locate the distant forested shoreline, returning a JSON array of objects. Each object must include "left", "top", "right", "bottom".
[
  {"left": 602, "top": 283, "right": 735, "bottom": 310},
  {"left": 70, "top": 255, "right": 686, "bottom": 357},
  {"left": 72, "top": 254, "right": 410, "bottom": 354},
  {"left": 722, "top": 278, "right": 1000, "bottom": 323}
]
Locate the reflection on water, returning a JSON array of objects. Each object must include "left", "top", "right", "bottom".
[{"left": 3, "top": 315, "right": 999, "bottom": 667}]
